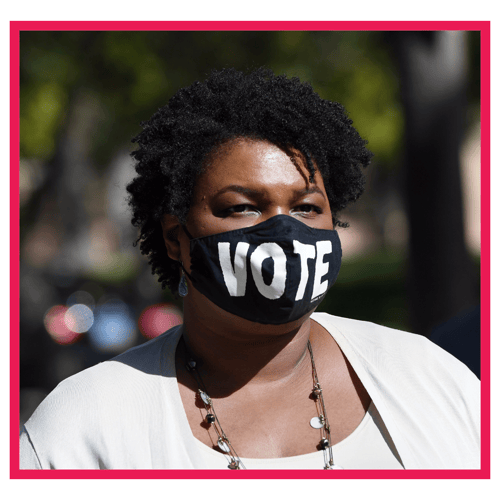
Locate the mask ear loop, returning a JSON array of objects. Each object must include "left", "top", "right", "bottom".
[
  {"left": 177, "top": 224, "right": 195, "bottom": 297},
  {"left": 181, "top": 224, "right": 194, "bottom": 240}
]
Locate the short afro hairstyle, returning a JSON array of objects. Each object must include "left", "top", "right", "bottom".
[{"left": 127, "top": 67, "right": 373, "bottom": 294}]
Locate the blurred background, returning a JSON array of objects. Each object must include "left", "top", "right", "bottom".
[{"left": 19, "top": 30, "right": 481, "bottom": 427}]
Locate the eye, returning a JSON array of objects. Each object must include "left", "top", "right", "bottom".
[
  {"left": 292, "top": 204, "right": 322, "bottom": 216},
  {"left": 221, "top": 204, "right": 260, "bottom": 216}
]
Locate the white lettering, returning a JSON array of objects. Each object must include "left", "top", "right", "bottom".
[
  {"left": 250, "top": 243, "right": 287, "bottom": 300},
  {"left": 311, "top": 240, "right": 332, "bottom": 300},
  {"left": 218, "top": 242, "right": 250, "bottom": 296},
  {"left": 293, "top": 241, "right": 316, "bottom": 300}
]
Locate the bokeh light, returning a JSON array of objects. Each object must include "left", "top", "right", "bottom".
[
  {"left": 64, "top": 304, "right": 94, "bottom": 333},
  {"left": 138, "top": 303, "right": 183, "bottom": 340},
  {"left": 88, "top": 298, "right": 137, "bottom": 353},
  {"left": 43, "top": 305, "right": 82, "bottom": 345}
]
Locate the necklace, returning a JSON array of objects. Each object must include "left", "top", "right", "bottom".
[{"left": 182, "top": 337, "right": 342, "bottom": 470}]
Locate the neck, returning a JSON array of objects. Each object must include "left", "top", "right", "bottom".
[{"left": 180, "top": 292, "right": 315, "bottom": 396}]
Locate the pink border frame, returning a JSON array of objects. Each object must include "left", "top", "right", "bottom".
[{"left": 10, "top": 20, "right": 490, "bottom": 480}]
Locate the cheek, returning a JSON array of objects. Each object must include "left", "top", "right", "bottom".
[
  {"left": 186, "top": 204, "right": 226, "bottom": 238},
  {"left": 324, "top": 214, "right": 334, "bottom": 230}
]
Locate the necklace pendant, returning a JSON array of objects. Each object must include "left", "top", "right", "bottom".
[
  {"left": 312, "top": 386, "right": 322, "bottom": 399},
  {"left": 186, "top": 359, "right": 197, "bottom": 371},
  {"left": 310, "top": 416, "right": 325, "bottom": 429},
  {"left": 198, "top": 390, "right": 212, "bottom": 406},
  {"left": 218, "top": 437, "right": 231, "bottom": 453},
  {"left": 228, "top": 459, "right": 240, "bottom": 470}
]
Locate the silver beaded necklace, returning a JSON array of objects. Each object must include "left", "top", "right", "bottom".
[{"left": 182, "top": 337, "right": 342, "bottom": 470}]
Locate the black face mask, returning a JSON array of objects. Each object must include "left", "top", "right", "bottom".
[{"left": 183, "top": 215, "right": 342, "bottom": 325}]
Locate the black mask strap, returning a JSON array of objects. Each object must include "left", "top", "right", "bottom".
[
  {"left": 179, "top": 224, "right": 195, "bottom": 282},
  {"left": 181, "top": 224, "right": 194, "bottom": 240}
]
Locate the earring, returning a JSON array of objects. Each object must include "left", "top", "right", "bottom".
[{"left": 178, "top": 265, "right": 188, "bottom": 297}]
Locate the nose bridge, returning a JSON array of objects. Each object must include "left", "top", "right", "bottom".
[
  {"left": 272, "top": 205, "right": 288, "bottom": 216},
  {"left": 261, "top": 201, "right": 291, "bottom": 222}
]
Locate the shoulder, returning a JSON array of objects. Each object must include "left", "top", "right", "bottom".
[
  {"left": 22, "top": 326, "right": 182, "bottom": 468},
  {"left": 313, "top": 312, "right": 475, "bottom": 369},
  {"left": 51, "top": 325, "right": 179, "bottom": 397},
  {"left": 29, "top": 325, "right": 181, "bottom": 417},
  {"left": 312, "top": 312, "right": 479, "bottom": 397}
]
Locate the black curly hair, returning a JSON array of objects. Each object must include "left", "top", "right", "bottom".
[{"left": 127, "top": 67, "right": 373, "bottom": 294}]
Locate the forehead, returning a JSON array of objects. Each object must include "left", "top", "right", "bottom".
[{"left": 195, "top": 138, "right": 324, "bottom": 194}]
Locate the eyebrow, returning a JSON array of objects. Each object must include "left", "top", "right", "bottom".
[
  {"left": 293, "top": 186, "right": 326, "bottom": 199},
  {"left": 215, "top": 184, "right": 326, "bottom": 199},
  {"left": 215, "top": 185, "right": 260, "bottom": 197}
]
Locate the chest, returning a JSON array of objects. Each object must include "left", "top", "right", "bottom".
[{"left": 177, "top": 353, "right": 371, "bottom": 460}]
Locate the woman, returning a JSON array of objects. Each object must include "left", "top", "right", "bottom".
[{"left": 20, "top": 68, "right": 480, "bottom": 470}]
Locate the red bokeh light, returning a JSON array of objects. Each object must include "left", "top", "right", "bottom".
[
  {"left": 43, "top": 305, "right": 82, "bottom": 345},
  {"left": 138, "top": 304, "right": 183, "bottom": 340}
]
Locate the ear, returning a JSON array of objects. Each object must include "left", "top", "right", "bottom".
[{"left": 160, "top": 215, "right": 182, "bottom": 262}]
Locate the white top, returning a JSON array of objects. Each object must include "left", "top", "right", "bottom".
[{"left": 20, "top": 313, "right": 480, "bottom": 469}]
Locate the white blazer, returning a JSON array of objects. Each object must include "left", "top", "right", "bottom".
[{"left": 20, "top": 313, "right": 480, "bottom": 469}]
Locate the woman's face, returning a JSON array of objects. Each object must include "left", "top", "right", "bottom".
[
  {"left": 184, "top": 138, "right": 334, "bottom": 240},
  {"left": 164, "top": 138, "right": 335, "bottom": 331}
]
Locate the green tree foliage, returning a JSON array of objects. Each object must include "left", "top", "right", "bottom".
[{"left": 20, "top": 31, "right": 403, "bottom": 167}]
